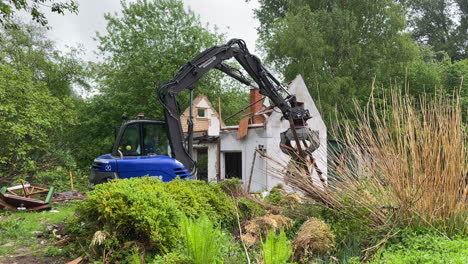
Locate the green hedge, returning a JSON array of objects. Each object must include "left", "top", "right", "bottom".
[{"left": 76, "top": 178, "right": 235, "bottom": 254}]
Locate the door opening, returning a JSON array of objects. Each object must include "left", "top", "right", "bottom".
[
  {"left": 224, "top": 152, "right": 242, "bottom": 179},
  {"left": 196, "top": 148, "right": 208, "bottom": 182}
]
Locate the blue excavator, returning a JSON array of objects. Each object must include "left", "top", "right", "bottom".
[{"left": 89, "top": 39, "right": 316, "bottom": 186}]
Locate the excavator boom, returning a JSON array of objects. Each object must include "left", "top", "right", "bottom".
[{"left": 158, "top": 39, "right": 313, "bottom": 173}]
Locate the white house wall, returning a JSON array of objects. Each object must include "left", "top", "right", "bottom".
[
  {"left": 218, "top": 75, "right": 327, "bottom": 192},
  {"left": 219, "top": 128, "right": 269, "bottom": 191},
  {"left": 265, "top": 75, "right": 328, "bottom": 187}
]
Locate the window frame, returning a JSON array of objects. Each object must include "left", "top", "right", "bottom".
[
  {"left": 197, "top": 108, "right": 208, "bottom": 118},
  {"left": 112, "top": 120, "right": 167, "bottom": 158}
]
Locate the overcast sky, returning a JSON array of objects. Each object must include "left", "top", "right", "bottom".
[{"left": 40, "top": 0, "right": 260, "bottom": 62}]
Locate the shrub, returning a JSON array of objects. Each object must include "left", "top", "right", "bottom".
[
  {"left": 34, "top": 167, "right": 88, "bottom": 192},
  {"left": 218, "top": 178, "right": 245, "bottom": 197},
  {"left": 265, "top": 185, "right": 302, "bottom": 208},
  {"left": 77, "top": 178, "right": 182, "bottom": 253},
  {"left": 265, "top": 185, "right": 285, "bottom": 205},
  {"left": 293, "top": 217, "right": 335, "bottom": 262},
  {"left": 75, "top": 177, "right": 236, "bottom": 257},
  {"left": 262, "top": 229, "right": 293, "bottom": 264},
  {"left": 238, "top": 197, "right": 266, "bottom": 221},
  {"left": 369, "top": 233, "right": 468, "bottom": 264},
  {"left": 164, "top": 179, "right": 235, "bottom": 225}
]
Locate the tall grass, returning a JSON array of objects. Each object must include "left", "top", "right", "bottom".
[
  {"left": 180, "top": 215, "right": 225, "bottom": 264},
  {"left": 273, "top": 92, "right": 467, "bottom": 235}
]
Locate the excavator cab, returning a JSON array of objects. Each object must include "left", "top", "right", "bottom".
[{"left": 89, "top": 115, "right": 192, "bottom": 187}]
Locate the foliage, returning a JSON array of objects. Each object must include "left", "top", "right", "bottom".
[
  {"left": 34, "top": 167, "right": 88, "bottom": 192},
  {"left": 73, "top": 0, "right": 248, "bottom": 168},
  {"left": 0, "top": 22, "right": 89, "bottom": 181},
  {"left": 254, "top": 0, "right": 419, "bottom": 125},
  {"left": 369, "top": 233, "right": 468, "bottom": 264},
  {"left": 0, "top": 64, "right": 79, "bottom": 178},
  {"left": 218, "top": 178, "right": 245, "bottom": 197},
  {"left": 75, "top": 178, "right": 235, "bottom": 257},
  {"left": 151, "top": 252, "right": 193, "bottom": 264},
  {"left": 0, "top": 22, "right": 90, "bottom": 98},
  {"left": 262, "top": 229, "right": 293, "bottom": 264},
  {"left": 405, "top": 0, "right": 467, "bottom": 61},
  {"left": 253, "top": 0, "right": 467, "bottom": 127},
  {"left": 238, "top": 197, "right": 266, "bottom": 221},
  {"left": 180, "top": 215, "right": 226, "bottom": 264},
  {"left": 0, "top": 0, "right": 78, "bottom": 27},
  {"left": 162, "top": 179, "right": 236, "bottom": 226},
  {"left": 264, "top": 184, "right": 284, "bottom": 205}
]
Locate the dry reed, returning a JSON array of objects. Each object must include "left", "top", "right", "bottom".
[{"left": 268, "top": 91, "right": 467, "bottom": 234}]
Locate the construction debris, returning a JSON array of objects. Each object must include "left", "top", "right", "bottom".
[
  {"left": 53, "top": 190, "right": 86, "bottom": 202},
  {"left": 0, "top": 183, "right": 54, "bottom": 211}
]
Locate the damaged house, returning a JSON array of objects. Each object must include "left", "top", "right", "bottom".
[{"left": 180, "top": 75, "right": 327, "bottom": 191}]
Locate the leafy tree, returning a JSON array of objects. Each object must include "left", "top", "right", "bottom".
[
  {"left": 0, "top": 22, "right": 89, "bottom": 180},
  {"left": 405, "top": 0, "right": 467, "bottom": 61},
  {"left": 72, "top": 0, "right": 248, "bottom": 167},
  {"left": 95, "top": 0, "right": 224, "bottom": 118},
  {"left": 0, "top": 0, "right": 78, "bottom": 27},
  {"left": 0, "top": 64, "right": 78, "bottom": 178},
  {"left": 0, "top": 22, "right": 90, "bottom": 97},
  {"left": 253, "top": 0, "right": 419, "bottom": 124}
]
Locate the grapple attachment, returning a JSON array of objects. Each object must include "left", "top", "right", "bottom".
[{"left": 280, "top": 126, "right": 320, "bottom": 155}]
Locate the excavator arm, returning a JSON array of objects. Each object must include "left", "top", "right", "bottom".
[{"left": 158, "top": 39, "right": 313, "bottom": 173}]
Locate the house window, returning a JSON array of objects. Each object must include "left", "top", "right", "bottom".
[
  {"left": 197, "top": 108, "right": 206, "bottom": 118},
  {"left": 224, "top": 152, "right": 242, "bottom": 179}
]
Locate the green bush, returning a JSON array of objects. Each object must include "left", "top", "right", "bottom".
[
  {"left": 34, "top": 167, "right": 88, "bottom": 192},
  {"left": 78, "top": 177, "right": 182, "bottom": 253},
  {"left": 369, "top": 233, "right": 468, "bottom": 264},
  {"left": 218, "top": 178, "right": 244, "bottom": 197},
  {"left": 238, "top": 197, "right": 266, "bottom": 221},
  {"left": 164, "top": 179, "right": 235, "bottom": 225},
  {"left": 75, "top": 177, "right": 235, "bottom": 257},
  {"left": 264, "top": 185, "right": 285, "bottom": 206}
]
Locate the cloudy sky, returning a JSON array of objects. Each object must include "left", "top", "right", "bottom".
[{"left": 40, "top": 0, "right": 260, "bottom": 62}]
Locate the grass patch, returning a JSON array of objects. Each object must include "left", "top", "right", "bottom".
[{"left": 0, "top": 202, "right": 77, "bottom": 256}]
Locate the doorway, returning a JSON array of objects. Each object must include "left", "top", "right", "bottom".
[
  {"left": 224, "top": 152, "right": 242, "bottom": 179},
  {"left": 196, "top": 148, "right": 208, "bottom": 182}
]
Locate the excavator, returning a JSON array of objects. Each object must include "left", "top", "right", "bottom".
[{"left": 89, "top": 39, "right": 317, "bottom": 186}]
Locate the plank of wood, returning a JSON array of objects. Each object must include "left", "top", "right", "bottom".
[
  {"left": 247, "top": 151, "right": 257, "bottom": 192},
  {"left": 237, "top": 116, "right": 250, "bottom": 140},
  {"left": 66, "top": 256, "right": 83, "bottom": 264}
]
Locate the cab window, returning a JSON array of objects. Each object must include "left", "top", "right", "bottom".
[
  {"left": 118, "top": 124, "right": 141, "bottom": 156},
  {"left": 143, "top": 123, "right": 171, "bottom": 156}
]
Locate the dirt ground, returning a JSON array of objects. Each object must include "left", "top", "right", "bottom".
[{"left": 0, "top": 254, "right": 68, "bottom": 264}]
